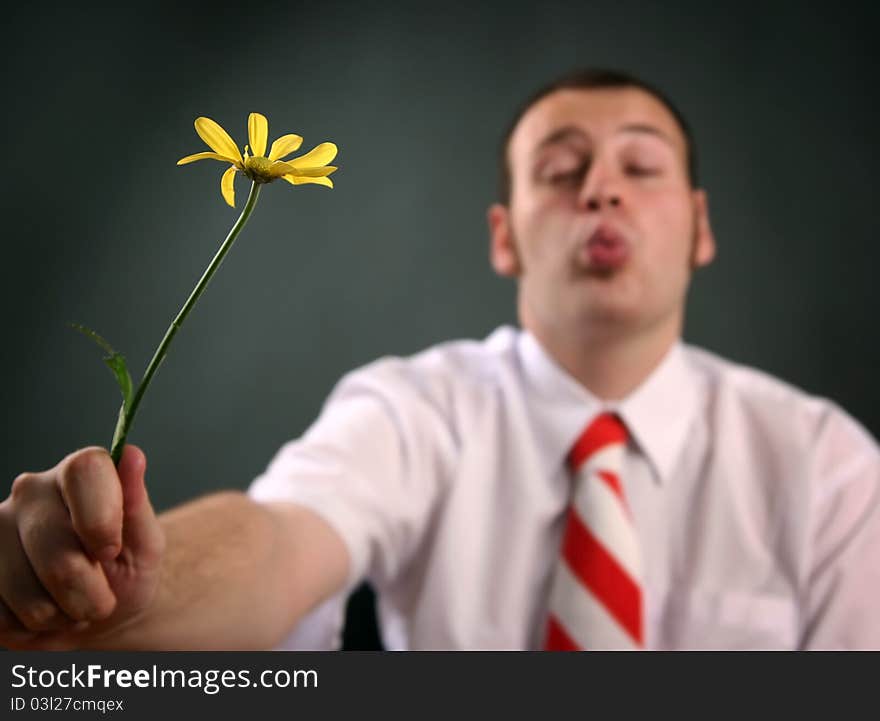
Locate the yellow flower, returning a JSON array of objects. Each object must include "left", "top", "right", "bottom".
[{"left": 177, "top": 112, "right": 338, "bottom": 207}]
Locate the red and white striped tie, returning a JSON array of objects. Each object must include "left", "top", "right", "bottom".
[{"left": 544, "top": 412, "right": 644, "bottom": 650}]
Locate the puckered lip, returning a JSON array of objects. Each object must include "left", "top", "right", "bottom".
[
  {"left": 587, "top": 222, "right": 629, "bottom": 249},
  {"left": 577, "top": 221, "right": 632, "bottom": 272}
]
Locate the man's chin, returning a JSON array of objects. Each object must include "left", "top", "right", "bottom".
[{"left": 573, "top": 299, "right": 643, "bottom": 334}]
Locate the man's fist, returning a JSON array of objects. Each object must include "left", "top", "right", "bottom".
[{"left": 0, "top": 445, "right": 165, "bottom": 650}]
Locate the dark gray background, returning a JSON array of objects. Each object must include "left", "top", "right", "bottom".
[{"left": 2, "top": 0, "right": 878, "bottom": 644}]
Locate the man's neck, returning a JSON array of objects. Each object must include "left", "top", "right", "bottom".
[{"left": 527, "top": 318, "right": 680, "bottom": 401}]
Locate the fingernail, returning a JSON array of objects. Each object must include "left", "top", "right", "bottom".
[{"left": 30, "top": 601, "right": 59, "bottom": 628}]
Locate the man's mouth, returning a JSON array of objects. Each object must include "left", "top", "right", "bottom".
[{"left": 579, "top": 223, "right": 631, "bottom": 272}]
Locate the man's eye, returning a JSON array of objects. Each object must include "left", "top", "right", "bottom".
[
  {"left": 625, "top": 164, "right": 660, "bottom": 177},
  {"left": 543, "top": 165, "right": 586, "bottom": 186}
]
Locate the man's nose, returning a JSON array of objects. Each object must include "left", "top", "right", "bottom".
[{"left": 577, "top": 164, "right": 622, "bottom": 211}]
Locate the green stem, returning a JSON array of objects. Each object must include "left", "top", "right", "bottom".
[{"left": 110, "top": 181, "right": 263, "bottom": 465}]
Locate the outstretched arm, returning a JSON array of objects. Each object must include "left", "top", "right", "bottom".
[{"left": 0, "top": 446, "right": 349, "bottom": 650}]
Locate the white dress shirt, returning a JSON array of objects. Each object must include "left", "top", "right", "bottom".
[{"left": 248, "top": 326, "right": 880, "bottom": 649}]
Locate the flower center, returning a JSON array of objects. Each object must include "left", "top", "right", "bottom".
[{"left": 243, "top": 155, "right": 274, "bottom": 183}]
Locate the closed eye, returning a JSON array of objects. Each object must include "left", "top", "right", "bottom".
[
  {"left": 545, "top": 163, "right": 588, "bottom": 187},
  {"left": 624, "top": 164, "right": 661, "bottom": 177}
]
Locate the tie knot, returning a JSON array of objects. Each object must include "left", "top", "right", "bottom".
[{"left": 567, "top": 412, "right": 628, "bottom": 472}]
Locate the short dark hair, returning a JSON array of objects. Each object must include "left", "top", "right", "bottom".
[{"left": 498, "top": 68, "right": 698, "bottom": 203}]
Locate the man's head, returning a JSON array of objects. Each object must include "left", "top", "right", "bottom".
[{"left": 488, "top": 69, "right": 715, "bottom": 348}]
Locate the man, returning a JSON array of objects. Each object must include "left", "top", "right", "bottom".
[{"left": 2, "top": 70, "right": 878, "bottom": 650}]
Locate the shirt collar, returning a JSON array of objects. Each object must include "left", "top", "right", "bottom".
[{"left": 516, "top": 329, "right": 702, "bottom": 485}]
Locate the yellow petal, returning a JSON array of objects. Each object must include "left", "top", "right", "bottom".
[
  {"left": 195, "top": 117, "right": 242, "bottom": 164},
  {"left": 276, "top": 163, "right": 337, "bottom": 178},
  {"left": 287, "top": 142, "right": 337, "bottom": 169},
  {"left": 282, "top": 174, "right": 334, "bottom": 188},
  {"left": 248, "top": 113, "right": 268, "bottom": 157},
  {"left": 221, "top": 166, "right": 237, "bottom": 207},
  {"left": 267, "top": 133, "right": 303, "bottom": 161},
  {"left": 267, "top": 160, "right": 296, "bottom": 178},
  {"left": 177, "top": 151, "right": 240, "bottom": 166}
]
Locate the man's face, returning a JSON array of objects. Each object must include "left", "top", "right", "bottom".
[{"left": 489, "top": 87, "right": 715, "bottom": 343}]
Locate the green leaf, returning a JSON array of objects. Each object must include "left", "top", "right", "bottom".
[{"left": 70, "top": 323, "right": 134, "bottom": 411}]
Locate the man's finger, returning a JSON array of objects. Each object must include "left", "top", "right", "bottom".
[
  {"left": 18, "top": 492, "right": 117, "bottom": 623},
  {"left": 117, "top": 445, "right": 164, "bottom": 564},
  {"left": 58, "top": 447, "right": 124, "bottom": 562},
  {"left": 0, "top": 518, "right": 72, "bottom": 632}
]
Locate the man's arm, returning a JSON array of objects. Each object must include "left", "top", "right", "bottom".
[
  {"left": 0, "top": 446, "right": 349, "bottom": 650},
  {"left": 800, "top": 410, "right": 880, "bottom": 649},
  {"left": 91, "top": 495, "right": 349, "bottom": 650}
]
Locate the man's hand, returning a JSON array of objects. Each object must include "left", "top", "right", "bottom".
[{"left": 0, "top": 445, "right": 164, "bottom": 650}]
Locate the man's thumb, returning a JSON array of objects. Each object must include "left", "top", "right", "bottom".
[{"left": 117, "top": 445, "right": 163, "bottom": 560}]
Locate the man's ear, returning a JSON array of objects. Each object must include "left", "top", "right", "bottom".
[
  {"left": 488, "top": 203, "right": 521, "bottom": 277},
  {"left": 691, "top": 189, "right": 716, "bottom": 268}
]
